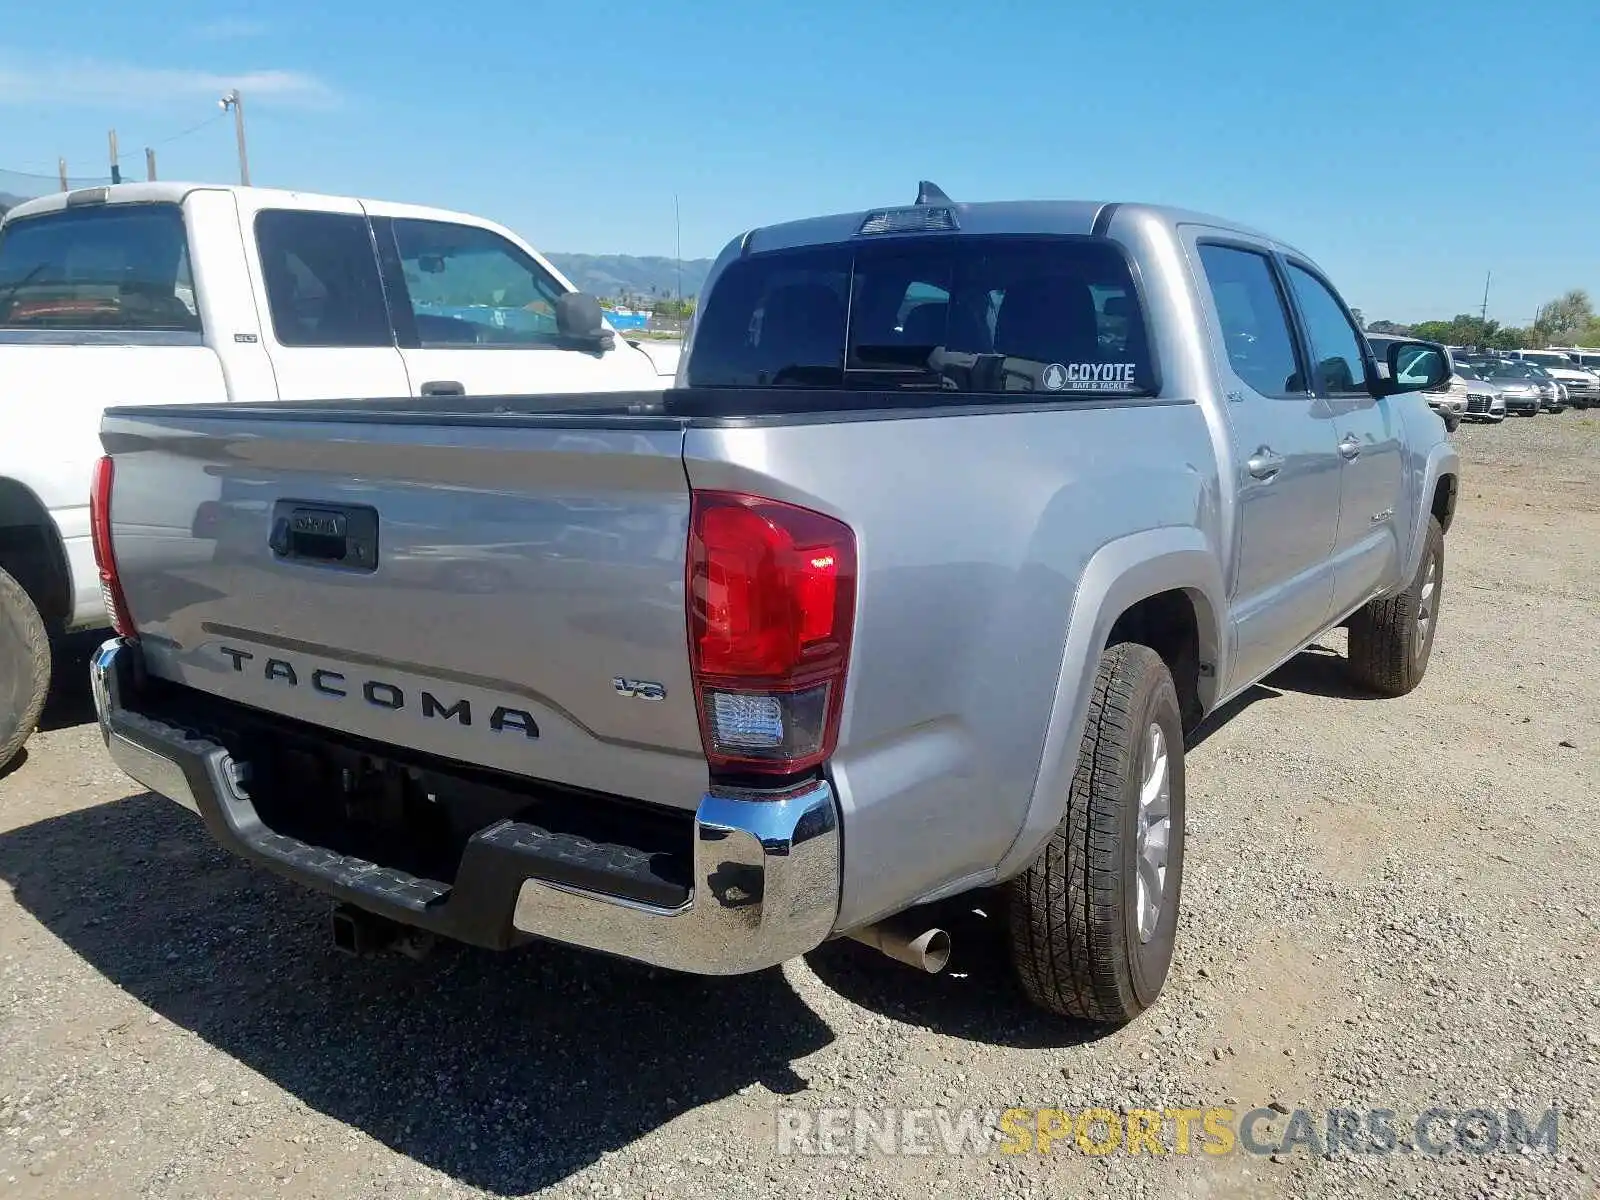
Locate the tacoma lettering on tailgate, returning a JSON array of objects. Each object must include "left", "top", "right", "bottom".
[{"left": 217, "top": 646, "right": 540, "bottom": 738}]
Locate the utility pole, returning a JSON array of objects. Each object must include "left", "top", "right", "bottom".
[
  {"left": 57, "top": 158, "right": 68, "bottom": 192},
  {"left": 674, "top": 193, "right": 683, "bottom": 304},
  {"left": 145, "top": 147, "right": 157, "bottom": 181},
  {"left": 108, "top": 129, "right": 121, "bottom": 184},
  {"left": 219, "top": 90, "right": 250, "bottom": 186},
  {"left": 1480, "top": 270, "right": 1491, "bottom": 323}
]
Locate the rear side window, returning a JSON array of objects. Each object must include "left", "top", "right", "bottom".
[
  {"left": 1195, "top": 244, "right": 1304, "bottom": 397},
  {"left": 255, "top": 210, "right": 392, "bottom": 348},
  {"left": 687, "top": 237, "right": 1155, "bottom": 396},
  {"left": 0, "top": 204, "right": 199, "bottom": 332}
]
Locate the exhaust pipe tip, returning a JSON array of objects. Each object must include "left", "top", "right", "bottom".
[
  {"left": 848, "top": 916, "right": 952, "bottom": 974},
  {"left": 907, "top": 927, "right": 952, "bottom": 974}
]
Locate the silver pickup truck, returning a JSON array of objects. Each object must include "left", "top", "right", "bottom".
[{"left": 88, "top": 187, "right": 1459, "bottom": 1024}]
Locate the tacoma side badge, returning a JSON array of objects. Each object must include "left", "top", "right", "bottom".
[{"left": 613, "top": 677, "right": 666, "bottom": 701}]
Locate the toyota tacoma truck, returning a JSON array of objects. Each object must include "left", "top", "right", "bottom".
[
  {"left": 0, "top": 182, "right": 670, "bottom": 770},
  {"left": 87, "top": 186, "right": 1459, "bottom": 1024}
]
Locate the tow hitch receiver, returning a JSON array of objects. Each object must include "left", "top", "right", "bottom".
[{"left": 329, "top": 902, "right": 434, "bottom": 960}]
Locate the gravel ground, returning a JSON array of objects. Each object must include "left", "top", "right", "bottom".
[{"left": 1, "top": 412, "right": 1597, "bottom": 1199}]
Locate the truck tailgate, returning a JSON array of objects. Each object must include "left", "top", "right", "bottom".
[{"left": 100, "top": 407, "right": 708, "bottom": 809}]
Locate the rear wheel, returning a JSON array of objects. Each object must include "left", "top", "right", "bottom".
[
  {"left": 1007, "top": 642, "right": 1185, "bottom": 1024},
  {"left": 1347, "top": 516, "right": 1443, "bottom": 697},
  {"left": 0, "top": 566, "right": 51, "bottom": 774}
]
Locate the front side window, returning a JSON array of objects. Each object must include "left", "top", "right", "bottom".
[
  {"left": 687, "top": 236, "right": 1155, "bottom": 396},
  {"left": 1285, "top": 264, "right": 1370, "bottom": 396},
  {"left": 255, "top": 210, "right": 392, "bottom": 348},
  {"left": 0, "top": 204, "right": 199, "bottom": 332},
  {"left": 1195, "top": 244, "right": 1303, "bottom": 397},
  {"left": 392, "top": 219, "right": 566, "bottom": 346}
]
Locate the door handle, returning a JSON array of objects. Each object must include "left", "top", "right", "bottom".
[
  {"left": 1246, "top": 448, "right": 1285, "bottom": 480},
  {"left": 420, "top": 380, "right": 465, "bottom": 396},
  {"left": 1339, "top": 435, "right": 1362, "bottom": 460}
]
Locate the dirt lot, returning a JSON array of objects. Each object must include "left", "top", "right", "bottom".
[{"left": 2, "top": 413, "right": 1597, "bottom": 1199}]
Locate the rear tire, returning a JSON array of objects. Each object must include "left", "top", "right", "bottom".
[
  {"left": 0, "top": 566, "right": 51, "bottom": 773},
  {"left": 1006, "top": 642, "right": 1185, "bottom": 1024},
  {"left": 1347, "top": 516, "right": 1443, "bottom": 697}
]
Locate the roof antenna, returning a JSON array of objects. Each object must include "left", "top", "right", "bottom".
[{"left": 915, "top": 180, "right": 952, "bottom": 206}]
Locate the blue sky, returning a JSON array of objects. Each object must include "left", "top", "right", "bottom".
[{"left": 2, "top": 0, "right": 1595, "bottom": 324}]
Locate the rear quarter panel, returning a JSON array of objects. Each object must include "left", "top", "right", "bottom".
[{"left": 684, "top": 400, "right": 1224, "bottom": 929}]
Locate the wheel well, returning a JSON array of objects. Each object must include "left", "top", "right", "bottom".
[
  {"left": 1432, "top": 474, "right": 1457, "bottom": 534},
  {"left": 1106, "top": 589, "right": 1202, "bottom": 733},
  {"left": 0, "top": 478, "right": 71, "bottom": 631}
]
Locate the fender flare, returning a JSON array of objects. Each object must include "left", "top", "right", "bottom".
[
  {"left": 991, "top": 525, "right": 1228, "bottom": 882},
  {"left": 1402, "top": 441, "right": 1460, "bottom": 584}
]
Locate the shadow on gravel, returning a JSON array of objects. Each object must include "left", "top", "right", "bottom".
[
  {"left": 1187, "top": 644, "right": 1370, "bottom": 750},
  {"left": 806, "top": 895, "right": 1117, "bottom": 1052},
  {"left": 0, "top": 793, "right": 836, "bottom": 1196},
  {"left": 1261, "top": 643, "right": 1373, "bottom": 702},
  {"left": 39, "top": 631, "right": 104, "bottom": 732}
]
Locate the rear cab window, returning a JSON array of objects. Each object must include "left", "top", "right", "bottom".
[
  {"left": 0, "top": 203, "right": 200, "bottom": 333},
  {"left": 687, "top": 236, "right": 1157, "bottom": 399}
]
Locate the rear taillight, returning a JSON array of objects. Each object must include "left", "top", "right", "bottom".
[
  {"left": 90, "top": 455, "right": 135, "bottom": 637},
  {"left": 687, "top": 491, "right": 856, "bottom": 775}
]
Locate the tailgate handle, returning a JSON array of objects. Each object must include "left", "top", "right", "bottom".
[{"left": 269, "top": 502, "right": 379, "bottom": 572}]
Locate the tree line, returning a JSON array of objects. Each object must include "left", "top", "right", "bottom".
[{"left": 1360, "top": 289, "right": 1598, "bottom": 350}]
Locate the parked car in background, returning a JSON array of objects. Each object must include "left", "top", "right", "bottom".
[
  {"left": 0, "top": 182, "right": 665, "bottom": 771},
  {"left": 1451, "top": 360, "right": 1507, "bottom": 423},
  {"left": 88, "top": 191, "right": 1460, "bottom": 1025},
  {"left": 1526, "top": 365, "right": 1566, "bottom": 413},
  {"left": 1507, "top": 350, "right": 1598, "bottom": 408},
  {"left": 1479, "top": 359, "right": 1545, "bottom": 416},
  {"left": 1366, "top": 333, "right": 1463, "bottom": 430}
]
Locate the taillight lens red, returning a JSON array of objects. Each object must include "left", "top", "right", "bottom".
[
  {"left": 89, "top": 455, "right": 136, "bottom": 637},
  {"left": 687, "top": 491, "right": 856, "bottom": 774}
]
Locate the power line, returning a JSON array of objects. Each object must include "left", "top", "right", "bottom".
[{"left": 148, "top": 111, "right": 228, "bottom": 147}]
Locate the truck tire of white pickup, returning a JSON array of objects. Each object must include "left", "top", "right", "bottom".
[
  {"left": 1346, "top": 516, "right": 1445, "bottom": 698},
  {"left": 0, "top": 564, "right": 50, "bottom": 774},
  {"left": 1007, "top": 642, "right": 1186, "bottom": 1024}
]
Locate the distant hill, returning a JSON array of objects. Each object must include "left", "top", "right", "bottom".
[
  {"left": 545, "top": 253, "right": 713, "bottom": 301},
  {"left": 0, "top": 192, "right": 28, "bottom": 217}
]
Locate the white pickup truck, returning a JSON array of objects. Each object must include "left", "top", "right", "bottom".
[{"left": 0, "top": 182, "right": 669, "bottom": 767}]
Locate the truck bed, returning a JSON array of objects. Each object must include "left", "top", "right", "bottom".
[{"left": 102, "top": 385, "right": 1217, "bottom": 930}]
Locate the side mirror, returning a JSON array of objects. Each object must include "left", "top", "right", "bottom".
[
  {"left": 1376, "top": 339, "right": 1450, "bottom": 396},
  {"left": 555, "top": 292, "right": 615, "bottom": 351}
]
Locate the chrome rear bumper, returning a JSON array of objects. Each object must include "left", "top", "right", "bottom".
[{"left": 91, "top": 638, "right": 841, "bottom": 974}]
